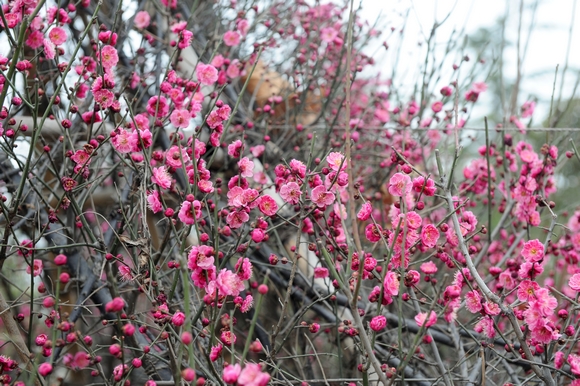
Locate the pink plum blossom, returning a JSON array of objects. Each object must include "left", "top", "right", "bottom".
[
  {"left": 415, "top": 311, "right": 437, "bottom": 328},
  {"left": 326, "top": 152, "right": 346, "bottom": 171},
  {"left": 170, "top": 109, "right": 191, "bottom": 128},
  {"left": 369, "top": 315, "right": 387, "bottom": 332},
  {"left": 99, "top": 45, "right": 119, "bottom": 70},
  {"left": 223, "top": 364, "right": 241, "bottom": 384},
  {"left": 357, "top": 202, "right": 372, "bottom": 221},
  {"left": 521, "top": 239, "right": 545, "bottom": 263},
  {"left": 569, "top": 273, "right": 580, "bottom": 291},
  {"left": 420, "top": 224, "right": 440, "bottom": 248},
  {"left": 280, "top": 182, "right": 302, "bottom": 204},
  {"left": 223, "top": 30, "right": 241, "bottom": 46},
  {"left": 388, "top": 173, "right": 412, "bottom": 197},
  {"left": 151, "top": 166, "right": 172, "bottom": 189},
  {"left": 134, "top": 11, "right": 150, "bottom": 28},
  {"left": 311, "top": 185, "right": 335, "bottom": 208},
  {"left": 238, "top": 363, "right": 270, "bottom": 386},
  {"left": 197, "top": 63, "right": 218, "bottom": 85}
]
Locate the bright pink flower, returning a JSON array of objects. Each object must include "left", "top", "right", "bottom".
[
  {"left": 113, "top": 364, "right": 128, "bottom": 381},
  {"left": 109, "top": 344, "right": 122, "bottom": 356},
  {"left": 465, "top": 290, "right": 482, "bottom": 313},
  {"left": 403, "top": 271, "right": 420, "bottom": 287},
  {"left": 320, "top": 27, "right": 338, "bottom": 43},
  {"left": 134, "top": 11, "right": 150, "bottom": 28},
  {"left": 414, "top": 311, "right": 437, "bottom": 328},
  {"left": 238, "top": 363, "right": 270, "bottom": 386},
  {"left": 228, "top": 187, "right": 257, "bottom": 208},
  {"left": 365, "top": 223, "right": 382, "bottom": 243},
  {"left": 369, "top": 315, "right": 387, "bottom": 332},
  {"left": 388, "top": 173, "right": 412, "bottom": 197},
  {"left": 250, "top": 145, "right": 265, "bottom": 158},
  {"left": 38, "top": 363, "right": 53, "bottom": 377},
  {"left": 178, "top": 30, "right": 193, "bottom": 49},
  {"left": 226, "top": 209, "right": 250, "bottom": 228},
  {"left": 401, "top": 211, "right": 422, "bottom": 230},
  {"left": 170, "top": 109, "right": 191, "bottom": 128},
  {"left": 531, "top": 287, "right": 557, "bottom": 316},
  {"left": 384, "top": 271, "right": 399, "bottom": 296},
  {"left": 147, "top": 191, "right": 163, "bottom": 213},
  {"left": 27, "top": 259, "right": 43, "bottom": 277},
  {"left": 99, "top": 45, "right": 118, "bottom": 70},
  {"left": 326, "top": 152, "right": 346, "bottom": 171},
  {"left": 197, "top": 63, "right": 218, "bottom": 85},
  {"left": 235, "top": 257, "right": 253, "bottom": 281},
  {"left": 569, "top": 273, "right": 580, "bottom": 291},
  {"left": 228, "top": 140, "right": 243, "bottom": 158},
  {"left": 357, "top": 202, "right": 372, "bottom": 221},
  {"left": 311, "top": 185, "right": 335, "bottom": 208},
  {"left": 81, "top": 111, "right": 102, "bottom": 124},
  {"left": 531, "top": 320, "right": 560, "bottom": 344},
  {"left": 117, "top": 265, "right": 132, "bottom": 281},
  {"left": 498, "top": 271, "right": 516, "bottom": 290},
  {"left": 147, "top": 95, "right": 169, "bottom": 117},
  {"left": 172, "top": 311, "right": 186, "bottom": 326},
  {"left": 188, "top": 246, "right": 215, "bottom": 270},
  {"left": 49, "top": 27, "right": 67, "bottom": 45},
  {"left": 178, "top": 200, "right": 202, "bottom": 225},
  {"left": 474, "top": 316, "right": 495, "bottom": 338},
  {"left": 421, "top": 224, "right": 440, "bottom": 248},
  {"left": 258, "top": 195, "right": 278, "bottom": 216},
  {"left": 165, "top": 145, "right": 190, "bottom": 169},
  {"left": 289, "top": 159, "right": 307, "bottom": 178},
  {"left": 105, "top": 297, "right": 125, "bottom": 313},
  {"left": 240, "top": 294, "right": 254, "bottom": 313},
  {"left": 570, "top": 354, "right": 580, "bottom": 376},
  {"left": 112, "top": 128, "right": 138, "bottom": 153},
  {"left": 220, "top": 330, "right": 236, "bottom": 345},
  {"left": 36, "top": 334, "right": 48, "bottom": 347},
  {"left": 419, "top": 261, "right": 437, "bottom": 275},
  {"left": 151, "top": 166, "right": 172, "bottom": 189},
  {"left": 521, "top": 100, "right": 536, "bottom": 118},
  {"left": 43, "top": 39, "right": 55, "bottom": 59},
  {"left": 182, "top": 368, "right": 195, "bottom": 382},
  {"left": 251, "top": 229, "right": 265, "bottom": 243},
  {"left": 412, "top": 176, "right": 436, "bottom": 196},
  {"left": 238, "top": 157, "right": 254, "bottom": 178},
  {"left": 223, "top": 30, "right": 241, "bottom": 46},
  {"left": 280, "top": 182, "right": 302, "bottom": 204},
  {"left": 73, "top": 352, "right": 90, "bottom": 369},
  {"left": 517, "top": 280, "right": 540, "bottom": 302},
  {"left": 26, "top": 30, "right": 44, "bottom": 49},
  {"left": 555, "top": 351, "right": 565, "bottom": 369},
  {"left": 431, "top": 101, "right": 443, "bottom": 113},
  {"left": 223, "top": 364, "right": 241, "bottom": 384},
  {"left": 483, "top": 301, "right": 500, "bottom": 316},
  {"left": 237, "top": 19, "right": 250, "bottom": 36},
  {"left": 94, "top": 89, "right": 115, "bottom": 108},
  {"left": 518, "top": 261, "right": 544, "bottom": 279},
  {"left": 227, "top": 61, "right": 241, "bottom": 78},
  {"left": 212, "top": 54, "right": 225, "bottom": 67},
  {"left": 210, "top": 344, "right": 223, "bottom": 362},
  {"left": 216, "top": 268, "right": 245, "bottom": 297},
  {"left": 521, "top": 239, "right": 544, "bottom": 263},
  {"left": 314, "top": 267, "right": 329, "bottom": 279}
]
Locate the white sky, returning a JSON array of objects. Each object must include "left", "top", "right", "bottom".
[{"left": 359, "top": 0, "right": 580, "bottom": 125}]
